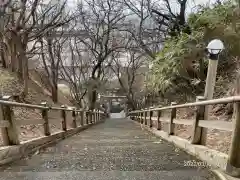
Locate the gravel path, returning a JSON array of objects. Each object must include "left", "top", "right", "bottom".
[{"left": 0, "top": 118, "right": 218, "bottom": 180}]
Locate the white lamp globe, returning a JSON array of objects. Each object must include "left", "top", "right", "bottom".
[{"left": 207, "top": 39, "right": 224, "bottom": 55}]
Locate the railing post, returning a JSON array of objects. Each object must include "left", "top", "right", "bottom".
[
  {"left": 149, "top": 110, "right": 153, "bottom": 128},
  {"left": 227, "top": 77, "right": 240, "bottom": 177},
  {"left": 133, "top": 113, "right": 136, "bottom": 121},
  {"left": 169, "top": 102, "right": 177, "bottom": 135},
  {"left": 144, "top": 110, "right": 147, "bottom": 125},
  {"left": 41, "top": 102, "right": 50, "bottom": 136},
  {"left": 157, "top": 110, "right": 162, "bottom": 130},
  {"left": 86, "top": 111, "right": 89, "bottom": 124},
  {"left": 80, "top": 111, "right": 84, "bottom": 126},
  {"left": 98, "top": 110, "right": 100, "bottom": 122},
  {"left": 0, "top": 96, "right": 10, "bottom": 146},
  {"left": 89, "top": 110, "right": 92, "bottom": 124},
  {"left": 93, "top": 110, "right": 96, "bottom": 124},
  {"left": 72, "top": 108, "right": 77, "bottom": 128},
  {"left": 140, "top": 111, "right": 143, "bottom": 124},
  {"left": 133, "top": 112, "right": 136, "bottom": 121},
  {"left": 96, "top": 110, "right": 99, "bottom": 123},
  {"left": 93, "top": 111, "right": 95, "bottom": 123},
  {"left": 90, "top": 110, "right": 92, "bottom": 124},
  {"left": 1, "top": 96, "right": 20, "bottom": 145},
  {"left": 61, "top": 105, "right": 67, "bottom": 131},
  {"left": 97, "top": 110, "right": 99, "bottom": 122},
  {"left": 92, "top": 110, "right": 94, "bottom": 124},
  {"left": 191, "top": 96, "right": 205, "bottom": 144},
  {"left": 93, "top": 110, "right": 95, "bottom": 124}
]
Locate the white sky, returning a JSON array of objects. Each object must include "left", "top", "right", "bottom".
[
  {"left": 67, "top": 0, "right": 217, "bottom": 10},
  {"left": 164, "top": 0, "right": 218, "bottom": 16}
]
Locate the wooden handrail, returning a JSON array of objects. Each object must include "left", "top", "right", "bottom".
[
  {"left": 129, "top": 96, "right": 240, "bottom": 114},
  {"left": 0, "top": 98, "right": 107, "bottom": 146},
  {"left": 0, "top": 99, "right": 105, "bottom": 113},
  {"left": 129, "top": 95, "right": 240, "bottom": 176},
  {"left": 0, "top": 100, "right": 48, "bottom": 109}
]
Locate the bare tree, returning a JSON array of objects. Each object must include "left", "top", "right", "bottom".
[
  {"left": 76, "top": 0, "right": 128, "bottom": 109},
  {"left": 2, "top": 0, "right": 73, "bottom": 96},
  {"left": 111, "top": 50, "right": 146, "bottom": 110},
  {"left": 39, "top": 27, "right": 69, "bottom": 102},
  {"left": 59, "top": 37, "right": 91, "bottom": 107},
  {"left": 120, "top": 0, "right": 164, "bottom": 59},
  {"left": 121, "top": 0, "right": 191, "bottom": 60},
  {"left": 150, "top": 0, "right": 192, "bottom": 37}
]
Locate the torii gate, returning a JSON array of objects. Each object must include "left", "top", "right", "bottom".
[{"left": 99, "top": 95, "right": 128, "bottom": 117}]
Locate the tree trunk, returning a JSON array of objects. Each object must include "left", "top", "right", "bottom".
[
  {"left": 22, "top": 54, "right": 28, "bottom": 96},
  {"left": 51, "top": 82, "right": 58, "bottom": 103},
  {"left": 17, "top": 40, "right": 28, "bottom": 97},
  {"left": 89, "top": 89, "right": 97, "bottom": 110},
  {"left": 0, "top": 48, "right": 6, "bottom": 68},
  {"left": 10, "top": 35, "right": 17, "bottom": 72}
]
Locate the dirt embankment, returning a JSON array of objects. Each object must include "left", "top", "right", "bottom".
[
  {"left": 0, "top": 68, "right": 74, "bottom": 144},
  {"left": 151, "top": 107, "right": 232, "bottom": 154}
]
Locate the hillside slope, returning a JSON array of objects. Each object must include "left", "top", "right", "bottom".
[
  {"left": 0, "top": 68, "right": 74, "bottom": 144},
  {"left": 146, "top": 2, "right": 236, "bottom": 154}
]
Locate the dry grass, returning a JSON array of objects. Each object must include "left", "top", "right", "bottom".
[
  {"left": 0, "top": 68, "right": 73, "bottom": 146},
  {"left": 0, "top": 69, "right": 23, "bottom": 96}
]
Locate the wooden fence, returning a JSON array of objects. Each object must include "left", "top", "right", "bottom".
[
  {"left": 128, "top": 95, "right": 240, "bottom": 176},
  {"left": 0, "top": 96, "right": 106, "bottom": 146}
]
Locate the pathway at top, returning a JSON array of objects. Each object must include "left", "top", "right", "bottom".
[{"left": 0, "top": 118, "right": 217, "bottom": 180}]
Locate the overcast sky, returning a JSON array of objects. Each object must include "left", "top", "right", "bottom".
[
  {"left": 67, "top": 0, "right": 216, "bottom": 10},
  {"left": 167, "top": 0, "right": 217, "bottom": 15},
  {"left": 61, "top": 0, "right": 219, "bottom": 67}
]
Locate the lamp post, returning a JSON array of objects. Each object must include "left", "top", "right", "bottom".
[
  {"left": 201, "top": 39, "right": 224, "bottom": 145},
  {"left": 204, "top": 39, "right": 224, "bottom": 100}
]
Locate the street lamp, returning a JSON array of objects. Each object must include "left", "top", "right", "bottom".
[
  {"left": 201, "top": 39, "right": 224, "bottom": 145},
  {"left": 206, "top": 39, "right": 224, "bottom": 60},
  {"left": 204, "top": 39, "right": 224, "bottom": 100}
]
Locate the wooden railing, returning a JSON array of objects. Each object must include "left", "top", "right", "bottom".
[
  {"left": 128, "top": 95, "right": 240, "bottom": 176},
  {"left": 0, "top": 96, "right": 106, "bottom": 146}
]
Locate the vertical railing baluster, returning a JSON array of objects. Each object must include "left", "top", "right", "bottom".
[
  {"left": 80, "top": 110, "right": 84, "bottom": 126},
  {"left": 86, "top": 111, "right": 89, "bottom": 125},
  {"left": 1, "top": 96, "right": 19, "bottom": 145},
  {"left": 41, "top": 102, "right": 50, "bottom": 136},
  {"left": 149, "top": 110, "right": 153, "bottom": 128},
  {"left": 0, "top": 96, "right": 9, "bottom": 146},
  {"left": 61, "top": 105, "right": 67, "bottom": 131},
  {"left": 191, "top": 96, "right": 205, "bottom": 144},
  {"left": 144, "top": 110, "right": 147, "bottom": 125},
  {"left": 169, "top": 102, "right": 177, "bottom": 135},
  {"left": 72, "top": 108, "right": 77, "bottom": 128},
  {"left": 157, "top": 110, "right": 161, "bottom": 130}
]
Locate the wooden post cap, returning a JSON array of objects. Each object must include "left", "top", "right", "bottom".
[
  {"left": 41, "top": 102, "right": 47, "bottom": 105},
  {"left": 196, "top": 96, "right": 205, "bottom": 101},
  {"left": 171, "top": 102, "right": 177, "bottom": 105},
  {"left": 2, "top": 96, "right": 11, "bottom": 100}
]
